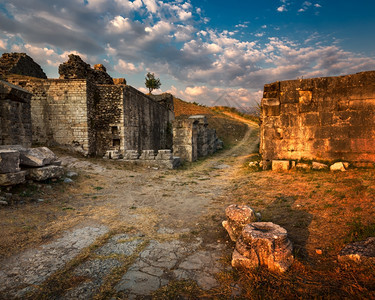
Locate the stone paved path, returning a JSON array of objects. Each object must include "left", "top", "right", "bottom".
[{"left": 0, "top": 119, "right": 259, "bottom": 299}]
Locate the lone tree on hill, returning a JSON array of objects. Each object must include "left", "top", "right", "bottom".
[{"left": 145, "top": 72, "right": 161, "bottom": 94}]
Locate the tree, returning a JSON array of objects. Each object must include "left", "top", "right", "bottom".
[{"left": 145, "top": 72, "right": 161, "bottom": 94}]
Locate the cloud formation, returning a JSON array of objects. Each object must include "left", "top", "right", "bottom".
[{"left": 0, "top": 0, "right": 374, "bottom": 107}]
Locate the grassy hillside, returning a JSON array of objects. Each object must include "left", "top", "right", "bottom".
[{"left": 173, "top": 98, "right": 249, "bottom": 148}]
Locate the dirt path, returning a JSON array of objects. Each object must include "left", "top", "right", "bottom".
[{"left": 0, "top": 118, "right": 259, "bottom": 299}]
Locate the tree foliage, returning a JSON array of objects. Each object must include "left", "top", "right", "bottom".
[{"left": 145, "top": 72, "right": 161, "bottom": 94}]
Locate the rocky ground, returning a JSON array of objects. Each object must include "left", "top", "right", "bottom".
[{"left": 0, "top": 119, "right": 259, "bottom": 299}]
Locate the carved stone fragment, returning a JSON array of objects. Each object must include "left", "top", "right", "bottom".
[{"left": 222, "top": 204, "right": 256, "bottom": 242}]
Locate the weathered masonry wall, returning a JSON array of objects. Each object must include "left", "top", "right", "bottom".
[
  {"left": 94, "top": 85, "right": 124, "bottom": 156},
  {"left": 0, "top": 80, "right": 32, "bottom": 147},
  {"left": 260, "top": 71, "right": 375, "bottom": 165},
  {"left": 7, "top": 77, "right": 92, "bottom": 153},
  {"left": 173, "top": 115, "right": 222, "bottom": 162},
  {"left": 123, "top": 86, "right": 171, "bottom": 152}
]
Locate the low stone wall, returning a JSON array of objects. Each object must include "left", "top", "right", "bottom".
[
  {"left": 261, "top": 71, "right": 375, "bottom": 166},
  {"left": 0, "top": 80, "right": 32, "bottom": 147}
]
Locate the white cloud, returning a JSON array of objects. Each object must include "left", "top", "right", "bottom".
[
  {"left": 107, "top": 16, "right": 132, "bottom": 33},
  {"left": 115, "top": 59, "right": 144, "bottom": 74},
  {"left": 143, "top": 0, "right": 158, "bottom": 13},
  {"left": 277, "top": 5, "right": 287, "bottom": 12},
  {"left": 0, "top": 39, "right": 7, "bottom": 50}
]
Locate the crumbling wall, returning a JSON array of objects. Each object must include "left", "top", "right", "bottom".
[
  {"left": 0, "top": 80, "right": 32, "bottom": 147},
  {"left": 7, "top": 77, "right": 92, "bottom": 154},
  {"left": 123, "top": 86, "right": 171, "bottom": 152},
  {"left": 260, "top": 71, "right": 375, "bottom": 165},
  {"left": 58, "top": 54, "right": 114, "bottom": 85},
  {"left": 173, "top": 115, "right": 222, "bottom": 162},
  {"left": 94, "top": 85, "right": 124, "bottom": 156},
  {"left": 0, "top": 53, "right": 47, "bottom": 79}
]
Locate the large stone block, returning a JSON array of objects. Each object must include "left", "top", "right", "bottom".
[
  {"left": 272, "top": 160, "right": 290, "bottom": 171},
  {"left": 27, "top": 165, "right": 64, "bottom": 181},
  {"left": 0, "top": 150, "right": 20, "bottom": 173},
  {"left": 232, "top": 222, "right": 294, "bottom": 273},
  {"left": 0, "top": 171, "right": 26, "bottom": 186},
  {"left": 155, "top": 150, "right": 173, "bottom": 160},
  {"left": 139, "top": 150, "right": 156, "bottom": 160},
  {"left": 0, "top": 146, "right": 59, "bottom": 167}
]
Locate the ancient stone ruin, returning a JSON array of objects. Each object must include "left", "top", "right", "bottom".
[
  {"left": 0, "top": 53, "right": 47, "bottom": 79},
  {"left": 2, "top": 53, "right": 174, "bottom": 157},
  {"left": 233, "top": 222, "right": 294, "bottom": 273},
  {"left": 222, "top": 205, "right": 294, "bottom": 273},
  {"left": 0, "top": 146, "right": 63, "bottom": 186},
  {"left": 0, "top": 80, "right": 32, "bottom": 147},
  {"left": 260, "top": 71, "right": 375, "bottom": 168},
  {"left": 173, "top": 115, "right": 223, "bottom": 162}
]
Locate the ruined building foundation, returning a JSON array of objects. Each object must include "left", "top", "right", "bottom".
[{"left": 261, "top": 71, "right": 375, "bottom": 166}]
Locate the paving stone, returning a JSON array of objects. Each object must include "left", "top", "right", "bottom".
[
  {"left": 95, "top": 234, "right": 143, "bottom": 256},
  {"left": 0, "top": 225, "right": 109, "bottom": 297},
  {"left": 62, "top": 259, "right": 122, "bottom": 300}
]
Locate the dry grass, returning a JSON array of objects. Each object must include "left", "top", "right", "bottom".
[{"left": 217, "top": 165, "right": 375, "bottom": 299}]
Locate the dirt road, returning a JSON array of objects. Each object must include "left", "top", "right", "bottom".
[{"left": 0, "top": 118, "right": 259, "bottom": 299}]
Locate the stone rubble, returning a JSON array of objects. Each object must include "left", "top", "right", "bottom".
[
  {"left": 222, "top": 204, "right": 256, "bottom": 242},
  {"left": 338, "top": 237, "right": 375, "bottom": 263},
  {"left": 330, "top": 162, "right": 348, "bottom": 171},
  {"left": 0, "top": 145, "right": 63, "bottom": 186}
]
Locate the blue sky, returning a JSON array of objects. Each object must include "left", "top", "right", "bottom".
[{"left": 0, "top": 0, "right": 374, "bottom": 107}]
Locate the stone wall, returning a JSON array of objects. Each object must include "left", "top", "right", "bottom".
[
  {"left": 123, "top": 86, "right": 172, "bottom": 153},
  {"left": 173, "top": 115, "right": 222, "bottom": 162},
  {"left": 6, "top": 77, "right": 92, "bottom": 154},
  {"left": 260, "top": 71, "right": 375, "bottom": 165},
  {"left": 0, "top": 80, "right": 32, "bottom": 147},
  {"left": 94, "top": 85, "right": 124, "bottom": 156}
]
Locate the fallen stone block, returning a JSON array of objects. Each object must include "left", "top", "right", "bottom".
[
  {"left": 338, "top": 237, "right": 375, "bottom": 264},
  {"left": 296, "top": 163, "right": 311, "bottom": 170},
  {"left": 222, "top": 204, "right": 256, "bottom": 242},
  {"left": 140, "top": 150, "right": 156, "bottom": 160},
  {"left": 233, "top": 222, "right": 294, "bottom": 273},
  {"left": 14, "top": 146, "right": 58, "bottom": 167},
  {"left": 272, "top": 160, "right": 290, "bottom": 171},
  {"left": 27, "top": 165, "right": 64, "bottom": 181},
  {"left": 312, "top": 162, "right": 329, "bottom": 170},
  {"left": 104, "top": 150, "right": 122, "bottom": 160},
  {"left": 330, "top": 162, "right": 347, "bottom": 171},
  {"left": 155, "top": 150, "right": 173, "bottom": 160},
  {"left": 0, "top": 171, "right": 26, "bottom": 186},
  {"left": 0, "top": 150, "right": 20, "bottom": 173}
]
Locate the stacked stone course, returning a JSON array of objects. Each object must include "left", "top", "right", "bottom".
[{"left": 261, "top": 71, "right": 375, "bottom": 167}]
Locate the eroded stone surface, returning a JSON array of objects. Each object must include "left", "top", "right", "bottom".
[
  {"left": 222, "top": 204, "right": 256, "bottom": 242},
  {"left": 0, "top": 149, "right": 20, "bottom": 173},
  {"left": 27, "top": 165, "right": 64, "bottom": 181},
  {"left": 95, "top": 234, "right": 143, "bottom": 256},
  {"left": 0, "top": 225, "right": 109, "bottom": 297},
  {"left": 0, "top": 170, "right": 26, "bottom": 186},
  {"left": 338, "top": 237, "right": 375, "bottom": 263},
  {"left": 233, "top": 222, "right": 294, "bottom": 273}
]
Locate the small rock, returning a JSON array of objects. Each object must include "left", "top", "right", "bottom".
[
  {"left": 37, "top": 199, "right": 44, "bottom": 203},
  {"left": 330, "top": 162, "right": 347, "bottom": 172},
  {"left": 64, "top": 178, "right": 74, "bottom": 183},
  {"left": 66, "top": 171, "right": 78, "bottom": 178},
  {"left": 296, "top": 163, "right": 311, "bottom": 170},
  {"left": 316, "top": 249, "right": 323, "bottom": 255},
  {"left": 255, "top": 212, "right": 262, "bottom": 220},
  {"left": 0, "top": 200, "right": 8, "bottom": 205},
  {"left": 312, "top": 162, "right": 329, "bottom": 170}
]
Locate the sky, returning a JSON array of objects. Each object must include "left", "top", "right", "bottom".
[{"left": 0, "top": 0, "right": 375, "bottom": 108}]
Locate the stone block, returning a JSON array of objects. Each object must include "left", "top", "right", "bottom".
[
  {"left": 123, "top": 150, "right": 139, "bottom": 160},
  {"left": 330, "top": 162, "right": 347, "bottom": 172},
  {"left": 27, "top": 165, "right": 64, "bottom": 181},
  {"left": 155, "top": 150, "right": 173, "bottom": 160},
  {"left": 15, "top": 146, "right": 58, "bottom": 167},
  {"left": 0, "top": 171, "right": 26, "bottom": 186},
  {"left": 0, "top": 150, "right": 20, "bottom": 173},
  {"left": 312, "top": 162, "right": 329, "bottom": 170},
  {"left": 296, "top": 163, "right": 311, "bottom": 170},
  {"left": 104, "top": 150, "right": 122, "bottom": 159},
  {"left": 272, "top": 160, "right": 290, "bottom": 171},
  {"left": 222, "top": 204, "right": 256, "bottom": 242},
  {"left": 338, "top": 237, "right": 375, "bottom": 264},
  {"left": 233, "top": 222, "right": 294, "bottom": 273},
  {"left": 139, "top": 150, "right": 156, "bottom": 160}
]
